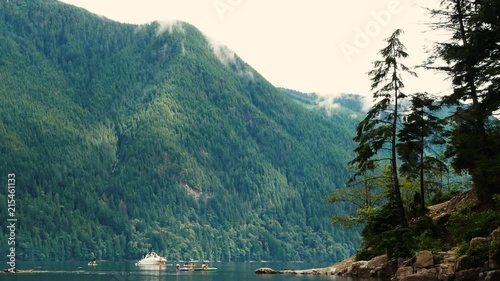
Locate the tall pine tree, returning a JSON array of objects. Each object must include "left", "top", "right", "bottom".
[
  {"left": 397, "top": 93, "right": 447, "bottom": 216},
  {"left": 427, "top": 0, "right": 500, "bottom": 206},
  {"left": 350, "top": 29, "right": 416, "bottom": 227}
]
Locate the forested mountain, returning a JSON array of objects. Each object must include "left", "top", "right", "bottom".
[{"left": 0, "top": 0, "right": 362, "bottom": 262}]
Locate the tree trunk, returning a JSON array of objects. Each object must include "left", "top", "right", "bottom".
[
  {"left": 419, "top": 135, "right": 425, "bottom": 216},
  {"left": 454, "top": 0, "right": 493, "bottom": 206},
  {"left": 391, "top": 59, "right": 407, "bottom": 227}
]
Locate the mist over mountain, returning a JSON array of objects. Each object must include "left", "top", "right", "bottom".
[{"left": 0, "top": 0, "right": 364, "bottom": 262}]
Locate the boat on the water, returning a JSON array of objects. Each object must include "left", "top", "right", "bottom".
[
  {"left": 135, "top": 252, "right": 167, "bottom": 266},
  {"left": 194, "top": 261, "right": 216, "bottom": 271},
  {"left": 176, "top": 264, "right": 192, "bottom": 272},
  {"left": 194, "top": 267, "right": 217, "bottom": 271},
  {"left": 88, "top": 258, "right": 97, "bottom": 266},
  {"left": 176, "top": 262, "right": 195, "bottom": 272},
  {"left": 3, "top": 269, "right": 34, "bottom": 273}
]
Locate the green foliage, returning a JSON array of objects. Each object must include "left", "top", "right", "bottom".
[
  {"left": 466, "top": 240, "right": 490, "bottom": 267},
  {"left": 490, "top": 239, "right": 500, "bottom": 263},
  {"left": 411, "top": 217, "right": 448, "bottom": 253},
  {"left": 357, "top": 206, "right": 449, "bottom": 260},
  {"left": 456, "top": 241, "right": 469, "bottom": 258},
  {"left": 0, "top": 0, "right": 361, "bottom": 261},
  {"left": 428, "top": 0, "right": 500, "bottom": 206},
  {"left": 429, "top": 189, "right": 462, "bottom": 205},
  {"left": 326, "top": 172, "right": 385, "bottom": 228},
  {"left": 351, "top": 0, "right": 500, "bottom": 262},
  {"left": 356, "top": 203, "right": 411, "bottom": 260},
  {"left": 350, "top": 29, "right": 416, "bottom": 228},
  {"left": 447, "top": 206, "right": 500, "bottom": 243}
]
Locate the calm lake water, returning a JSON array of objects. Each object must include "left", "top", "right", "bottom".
[{"left": 1, "top": 261, "right": 375, "bottom": 281}]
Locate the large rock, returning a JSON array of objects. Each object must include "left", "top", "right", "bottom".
[
  {"left": 439, "top": 261, "right": 456, "bottom": 280},
  {"left": 366, "top": 254, "right": 388, "bottom": 268},
  {"left": 491, "top": 227, "right": 500, "bottom": 241},
  {"left": 395, "top": 266, "right": 414, "bottom": 280},
  {"left": 254, "top": 268, "right": 279, "bottom": 274},
  {"left": 380, "top": 258, "right": 398, "bottom": 278},
  {"left": 490, "top": 227, "right": 500, "bottom": 270},
  {"left": 454, "top": 268, "right": 482, "bottom": 281},
  {"left": 470, "top": 237, "right": 490, "bottom": 251},
  {"left": 456, "top": 255, "right": 479, "bottom": 271},
  {"left": 401, "top": 268, "right": 439, "bottom": 281},
  {"left": 348, "top": 261, "right": 372, "bottom": 278},
  {"left": 415, "top": 250, "right": 434, "bottom": 268}
]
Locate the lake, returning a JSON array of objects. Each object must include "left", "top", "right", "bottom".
[{"left": 1, "top": 261, "right": 374, "bottom": 281}]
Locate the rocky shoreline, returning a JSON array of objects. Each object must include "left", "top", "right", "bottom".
[
  {"left": 255, "top": 191, "right": 500, "bottom": 281},
  {"left": 255, "top": 227, "right": 499, "bottom": 280}
]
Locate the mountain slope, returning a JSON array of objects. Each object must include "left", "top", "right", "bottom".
[{"left": 0, "top": 0, "right": 361, "bottom": 262}]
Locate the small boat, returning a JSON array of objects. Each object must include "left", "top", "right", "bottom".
[
  {"left": 176, "top": 263, "right": 192, "bottom": 272},
  {"left": 194, "top": 261, "right": 216, "bottom": 271},
  {"left": 3, "top": 269, "right": 34, "bottom": 273},
  {"left": 194, "top": 267, "right": 217, "bottom": 271},
  {"left": 88, "top": 258, "right": 98, "bottom": 266},
  {"left": 135, "top": 252, "right": 167, "bottom": 266}
]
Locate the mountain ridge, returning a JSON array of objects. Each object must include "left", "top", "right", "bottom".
[{"left": 0, "top": 0, "right": 362, "bottom": 262}]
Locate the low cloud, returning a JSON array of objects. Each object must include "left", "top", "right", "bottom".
[
  {"left": 156, "top": 20, "right": 185, "bottom": 35},
  {"left": 318, "top": 97, "right": 341, "bottom": 111},
  {"left": 205, "top": 35, "right": 254, "bottom": 80}
]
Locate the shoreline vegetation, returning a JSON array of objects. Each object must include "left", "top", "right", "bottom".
[{"left": 256, "top": 191, "right": 500, "bottom": 281}]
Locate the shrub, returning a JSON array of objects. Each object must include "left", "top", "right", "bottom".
[
  {"left": 456, "top": 241, "right": 469, "bottom": 258},
  {"left": 356, "top": 203, "right": 413, "bottom": 260},
  {"left": 490, "top": 239, "right": 500, "bottom": 264},
  {"left": 466, "top": 239, "right": 490, "bottom": 267},
  {"left": 447, "top": 207, "right": 500, "bottom": 243}
]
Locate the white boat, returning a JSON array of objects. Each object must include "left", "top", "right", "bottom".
[{"left": 135, "top": 252, "right": 167, "bottom": 266}]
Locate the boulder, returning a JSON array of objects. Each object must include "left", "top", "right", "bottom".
[
  {"left": 415, "top": 250, "right": 434, "bottom": 268},
  {"left": 380, "top": 258, "right": 398, "bottom": 278},
  {"left": 490, "top": 227, "right": 500, "bottom": 270},
  {"left": 401, "top": 268, "right": 439, "bottom": 281},
  {"left": 454, "top": 268, "right": 482, "bottom": 281},
  {"left": 439, "top": 261, "right": 456, "bottom": 280},
  {"left": 470, "top": 237, "right": 490, "bottom": 251},
  {"left": 349, "top": 261, "right": 372, "bottom": 278},
  {"left": 254, "top": 268, "right": 279, "bottom": 274},
  {"left": 456, "top": 255, "right": 477, "bottom": 271},
  {"left": 490, "top": 227, "right": 500, "bottom": 241},
  {"left": 395, "top": 266, "right": 414, "bottom": 280},
  {"left": 366, "top": 254, "right": 388, "bottom": 268}
]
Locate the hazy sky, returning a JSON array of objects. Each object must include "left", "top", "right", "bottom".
[{"left": 60, "top": 0, "right": 451, "bottom": 99}]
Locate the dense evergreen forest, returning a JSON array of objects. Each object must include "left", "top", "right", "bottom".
[
  {"left": 327, "top": 0, "right": 500, "bottom": 264},
  {"left": 0, "top": 0, "right": 363, "bottom": 261}
]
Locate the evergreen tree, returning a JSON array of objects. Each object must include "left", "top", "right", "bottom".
[
  {"left": 350, "top": 29, "right": 416, "bottom": 227},
  {"left": 427, "top": 0, "right": 500, "bottom": 206},
  {"left": 326, "top": 171, "right": 385, "bottom": 227},
  {"left": 397, "top": 93, "right": 447, "bottom": 216}
]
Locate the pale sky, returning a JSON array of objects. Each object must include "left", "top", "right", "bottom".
[{"left": 60, "top": 0, "right": 452, "bottom": 100}]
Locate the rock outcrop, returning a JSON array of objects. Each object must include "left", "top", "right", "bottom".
[{"left": 254, "top": 191, "right": 498, "bottom": 281}]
